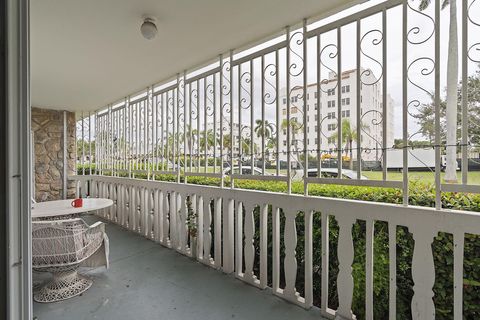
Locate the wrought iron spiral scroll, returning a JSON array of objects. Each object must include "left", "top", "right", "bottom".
[
  {"left": 263, "top": 63, "right": 277, "bottom": 105},
  {"left": 190, "top": 87, "right": 199, "bottom": 121},
  {"left": 407, "top": 100, "right": 422, "bottom": 118},
  {"left": 320, "top": 114, "right": 337, "bottom": 149},
  {"left": 319, "top": 44, "right": 338, "bottom": 93},
  {"left": 178, "top": 78, "right": 185, "bottom": 124},
  {"left": 407, "top": 57, "right": 435, "bottom": 96},
  {"left": 221, "top": 60, "right": 232, "bottom": 130},
  {"left": 468, "top": 0, "right": 480, "bottom": 62},
  {"left": 360, "top": 29, "right": 383, "bottom": 86},
  {"left": 221, "top": 60, "right": 231, "bottom": 96},
  {"left": 155, "top": 98, "right": 163, "bottom": 148},
  {"left": 288, "top": 31, "right": 304, "bottom": 78},
  {"left": 147, "top": 104, "right": 153, "bottom": 152},
  {"left": 240, "top": 70, "right": 252, "bottom": 110},
  {"left": 360, "top": 109, "right": 383, "bottom": 156},
  {"left": 405, "top": 1, "right": 436, "bottom": 172},
  {"left": 131, "top": 107, "right": 137, "bottom": 152},
  {"left": 406, "top": 58, "right": 434, "bottom": 145},
  {"left": 288, "top": 31, "right": 305, "bottom": 106},
  {"left": 240, "top": 124, "right": 252, "bottom": 139},
  {"left": 406, "top": 1, "right": 435, "bottom": 45},
  {"left": 205, "top": 82, "right": 215, "bottom": 117},
  {"left": 167, "top": 96, "right": 175, "bottom": 125}
]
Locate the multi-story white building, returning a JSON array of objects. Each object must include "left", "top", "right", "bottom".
[{"left": 278, "top": 68, "right": 394, "bottom": 163}]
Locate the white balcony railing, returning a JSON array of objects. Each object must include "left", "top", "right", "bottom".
[
  {"left": 76, "top": 0, "right": 480, "bottom": 209},
  {"left": 72, "top": 175, "right": 480, "bottom": 320},
  {"left": 72, "top": 0, "right": 480, "bottom": 318}
]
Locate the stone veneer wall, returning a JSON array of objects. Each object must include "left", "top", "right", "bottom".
[{"left": 32, "top": 107, "right": 76, "bottom": 201}]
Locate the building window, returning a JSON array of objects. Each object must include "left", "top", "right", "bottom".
[
  {"left": 314, "top": 103, "right": 318, "bottom": 110},
  {"left": 283, "top": 140, "right": 287, "bottom": 146},
  {"left": 283, "top": 98, "right": 287, "bottom": 104},
  {"left": 346, "top": 97, "right": 350, "bottom": 105},
  {"left": 291, "top": 96, "right": 298, "bottom": 103},
  {"left": 307, "top": 93, "right": 309, "bottom": 100},
  {"left": 328, "top": 89, "right": 335, "bottom": 96},
  {"left": 327, "top": 112, "right": 335, "bottom": 119},
  {"left": 328, "top": 124, "right": 336, "bottom": 131},
  {"left": 341, "top": 85, "right": 351, "bottom": 93},
  {"left": 315, "top": 125, "right": 318, "bottom": 132},
  {"left": 342, "top": 98, "right": 345, "bottom": 106},
  {"left": 327, "top": 100, "right": 335, "bottom": 108},
  {"left": 341, "top": 110, "right": 350, "bottom": 118},
  {"left": 314, "top": 92, "right": 318, "bottom": 99},
  {"left": 315, "top": 114, "right": 318, "bottom": 121}
]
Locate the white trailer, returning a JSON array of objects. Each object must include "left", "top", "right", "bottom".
[{"left": 385, "top": 148, "right": 438, "bottom": 171}]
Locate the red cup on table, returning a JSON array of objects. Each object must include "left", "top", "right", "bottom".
[{"left": 71, "top": 198, "right": 83, "bottom": 208}]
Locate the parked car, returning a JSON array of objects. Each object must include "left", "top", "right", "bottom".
[
  {"left": 307, "top": 168, "right": 368, "bottom": 180},
  {"left": 223, "top": 166, "right": 272, "bottom": 176}
]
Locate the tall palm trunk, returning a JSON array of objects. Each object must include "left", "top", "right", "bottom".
[{"left": 445, "top": 0, "right": 459, "bottom": 182}]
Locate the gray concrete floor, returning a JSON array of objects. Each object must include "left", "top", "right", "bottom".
[{"left": 33, "top": 217, "right": 326, "bottom": 320}]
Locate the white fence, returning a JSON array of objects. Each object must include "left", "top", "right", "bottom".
[{"left": 72, "top": 174, "right": 480, "bottom": 320}]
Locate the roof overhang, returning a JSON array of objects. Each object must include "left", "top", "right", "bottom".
[{"left": 31, "top": 0, "right": 364, "bottom": 112}]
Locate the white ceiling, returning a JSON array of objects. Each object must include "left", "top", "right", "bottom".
[{"left": 31, "top": 0, "right": 362, "bottom": 112}]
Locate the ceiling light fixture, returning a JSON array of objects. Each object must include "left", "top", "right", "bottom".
[{"left": 141, "top": 17, "right": 157, "bottom": 40}]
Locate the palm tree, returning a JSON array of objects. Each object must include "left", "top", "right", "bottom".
[
  {"left": 184, "top": 124, "right": 195, "bottom": 156},
  {"left": 240, "top": 137, "right": 258, "bottom": 157},
  {"left": 77, "top": 139, "right": 96, "bottom": 159},
  {"left": 254, "top": 119, "right": 275, "bottom": 139},
  {"left": 281, "top": 118, "right": 303, "bottom": 167},
  {"left": 419, "top": 0, "right": 458, "bottom": 182},
  {"left": 330, "top": 119, "right": 369, "bottom": 170},
  {"left": 220, "top": 134, "right": 232, "bottom": 150},
  {"left": 164, "top": 133, "right": 183, "bottom": 160},
  {"left": 266, "top": 136, "right": 277, "bottom": 161},
  {"left": 199, "top": 129, "right": 215, "bottom": 154},
  {"left": 254, "top": 120, "right": 275, "bottom": 161}
]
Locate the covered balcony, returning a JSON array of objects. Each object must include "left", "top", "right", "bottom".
[
  {"left": 3, "top": 0, "right": 480, "bottom": 319},
  {"left": 33, "top": 214, "right": 325, "bottom": 320}
]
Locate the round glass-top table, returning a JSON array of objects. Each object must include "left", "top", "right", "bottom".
[{"left": 32, "top": 198, "right": 113, "bottom": 219}]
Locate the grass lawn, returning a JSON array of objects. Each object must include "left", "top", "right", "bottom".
[{"left": 362, "top": 170, "right": 480, "bottom": 185}]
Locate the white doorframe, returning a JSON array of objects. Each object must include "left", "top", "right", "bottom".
[{"left": 6, "top": 0, "right": 32, "bottom": 319}]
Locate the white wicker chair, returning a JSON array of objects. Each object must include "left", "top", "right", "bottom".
[{"left": 32, "top": 218, "right": 109, "bottom": 303}]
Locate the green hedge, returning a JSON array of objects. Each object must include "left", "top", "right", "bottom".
[{"left": 76, "top": 165, "right": 480, "bottom": 319}]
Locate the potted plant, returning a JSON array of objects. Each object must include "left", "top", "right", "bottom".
[{"left": 186, "top": 197, "right": 198, "bottom": 258}]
